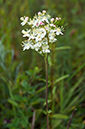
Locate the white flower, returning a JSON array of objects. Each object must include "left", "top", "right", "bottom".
[
  {"left": 42, "top": 45, "right": 50, "bottom": 53},
  {"left": 36, "top": 42, "right": 42, "bottom": 47},
  {"left": 28, "top": 19, "right": 34, "bottom": 26},
  {"left": 21, "top": 10, "right": 64, "bottom": 54},
  {"left": 50, "top": 29, "right": 56, "bottom": 33},
  {"left": 35, "top": 35, "right": 42, "bottom": 42},
  {"left": 49, "top": 30, "right": 57, "bottom": 43},
  {"left": 49, "top": 37, "right": 57, "bottom": 43},
  {"left": 20, "top": 17, "right": 24, "bottom": 21},
  {"left": 42, "top": 16, "right": 49, "bottom": 23},
  {"left": 40, "top": 28, "right": 46, "bottom": 38},
  {"left": 56, "top": 28, "right": 63, "bottom": 35},
  {"left": 33, "top": 20, "right": 38, "bottom": 27},
  {"left": 29, "top": 34, "right": 35, "bottom": 40},
  {"left": 49, "top": 30, "right": 55, "bottom": 36},
  {"left": 49, "top": 33, "right": 57, "bottom": 43},
  {"left": 20, "top": 17, "right": 29, "bottom": 26},
  {"left": 34, "top": 43, "right": 40, "bottom": 51},
  {"left": 50, "top": 23, "right": 56, "bottom": 27},
  {"left": 23, "top": 42, "right": 30, "bottom": 51},
  {"left": 35, "top": 28, "right": 46, "bottom": 42},
  {"left": 22, "top": 30, "right": 30, "bottom": 37},
  {"left": 23, "top": 40, "right": 35, "bottom": 50},
  {"left": 42, "top": 38, "right": 48, "bottom": 44}
]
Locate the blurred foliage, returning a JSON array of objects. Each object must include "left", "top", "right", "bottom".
[{"left": 0, "top": 0, "right": 85, "bottom": 129}]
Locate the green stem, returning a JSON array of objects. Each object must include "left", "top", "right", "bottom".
[
  {"left": 50, "top": 44, "right": 54, "bottom": 129},
  {"left": 45, "top": 54, "right": 49, "bottom": 129},
  {"left": 50, "top": 58, "right": 53, "bottom": 129}
]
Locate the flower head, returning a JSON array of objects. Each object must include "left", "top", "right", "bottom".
[{"left": 20, "top": 10, "right": 64, "bottom": 55}]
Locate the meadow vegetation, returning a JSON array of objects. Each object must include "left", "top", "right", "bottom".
[{"left": 0, "top": 0, "right": 85, "bottom": 129}]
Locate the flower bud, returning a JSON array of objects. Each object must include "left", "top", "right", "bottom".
[
  {"left": 20, "top": 17, "right": 24, "bottom": 21},
  {"left": 42, "top": 10, "right": 46, "bottom": 14},
  {"left": 51, "top": 18, "right": 54, "bottom": 22},
  {"left": 38, "top": 12, "right": 42, "bottom": 16}
]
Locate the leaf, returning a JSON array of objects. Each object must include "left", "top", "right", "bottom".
[
  {"left": 8, "top": 99, "right": 18, "bottom": 107},
  {"left": 42, "top": 110, "right": 46, "bottom": 115},
  {"left": 54, "top": 75, "right": 69, "bottom": 85},
  {"left": 43, "top": 99, "right": 52, "bottom": 106},
  {"left": 55, "top": 46, "right": 71, "bottom": 50},
  {"left": 64, "top": 77, "right": 84, "bottom": 109},
  {"left": 11, "top": 117, "right": 19, "bottom": 127},
  {"left": 52, "top": 114, "right": 68, "bottom": 119},
  {"left": 48, "top": 110, "right": 52, "bottom": 114},
  {"left": 66, "top": 63, "right": 85, "bottom": 83}
]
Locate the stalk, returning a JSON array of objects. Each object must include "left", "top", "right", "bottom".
[
  {"left": 45, "top": 54, "right": 49, "bottom": 129},
  {"left": 31, "top": 109, "right": 36, "bottom": 129},
  {"left": 67, "top": 109, "right": 77, "bottom": 129},
  {"left": 50, "top": 43, "right": 54, "bottom": 129}
]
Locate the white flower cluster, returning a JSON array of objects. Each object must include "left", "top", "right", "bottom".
[{"left": 20, "top": 10, "right": 64, "bottom": 54}]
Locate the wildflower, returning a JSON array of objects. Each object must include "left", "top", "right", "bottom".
[
  {"left": 20, "top": 16, "right": 29, "bottom": 26},
  {"left": 29, "top": 34, "right": 35, "bottom": 40},
  {"left": 50, "top": 23, "right": 56, "bottom": 27},
  {"left": 56, "top": 28, "right": 63, "bottom": 35},
  {"left": 20, "top": 10, "right": 64, "bottom": 54},
  {"left": 23, "top": 41, "right": 31, "bottom": 51},
  {"left": 20, "top": 11, "right": 64, "bottom": 129},
  {"left": 22, "top": 30, "right": 30, "bottom": 37},
  {"left": 42, "top": 45, "right": 50, "bottom": 53},
  {"left": 34, "top": 44, "right": 40, "bottom": 51},
  {"left": 42, "top": 16, "right": 49, "bottom": 23}
]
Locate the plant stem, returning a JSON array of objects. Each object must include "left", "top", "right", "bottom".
[
  {"left": 50, "top": 43, "right": 56, "bottom": 129},
  {"left": 50, "top": 44, "right": 54, "bottom": 129},
  {"left": 31, "top": 108, "right": 36, "bottom": 129},
  {"left": 67, "top": 109, "right": 77, "bottom": 129},
  {"left": 45, "top": 54, "right": 49, "bottom": 129}
]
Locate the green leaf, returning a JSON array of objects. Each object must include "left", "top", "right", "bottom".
[
  {"left": 8, "top": 99, "right": 18, "bottom": 107},
  {"left": 55, "top": 46, "right": 71, "bottom": 50},
  {"left": 54, "top": 75, "right": 69, "bottom": 85},
  {"left": 42, "top": 110, "right": 46, "bottom": 115},
  {"left": 52, "top": 114, "right": 68, "bottom": 119},
  {"left": 43, "top": 99, "right": 52, "bottom": 106},
  {"left": 48, "top": 110, "right": 52, "bottom": 114}
]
